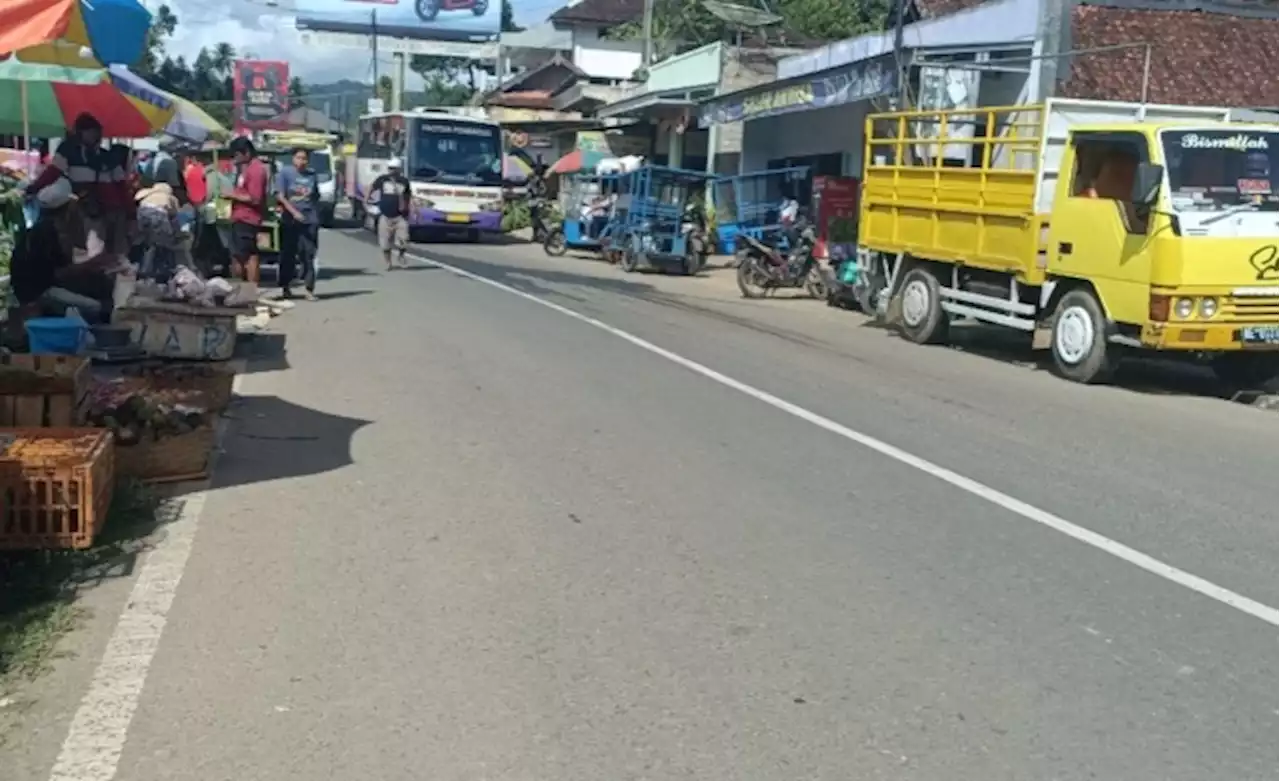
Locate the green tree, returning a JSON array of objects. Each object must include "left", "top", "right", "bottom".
[
  {"left": 135, "top": 3, "right": 178, "bottom": 75},
  {"left": 289, "top": 76, "right": 308, "bottom": 109},
  {"left": 606, "top": 0, "right": 894, "bottom": 57},
  {"left": 376, "top": 75, "right": 395, "bottom": 105},
  {"left": 211, "top": 42, "right": 237, "bottom": 75},
  {"left": 775, "top": 0, "right": 892, "bottom": 39},
  {"left": 408, "top": 0, "right": 522, "bottom": 106},
  {"left": 500, "top": 0, "right": 522, "bottom": 33}
]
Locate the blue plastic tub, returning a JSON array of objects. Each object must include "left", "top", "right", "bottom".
[{"left": 26, "top": 317, "right": 88, "bottom": 355}]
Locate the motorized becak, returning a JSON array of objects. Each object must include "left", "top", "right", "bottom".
[
  {"left": 416, "top": 0, "right": 488, "bottom": 22},
  {"left": 542, "top": 173, "right": 626, "bottom": 259},
  {"left": 614, "top": 165, "right": 715, "bottom": 276},
  {"left": 712, "top": 165, "right": 809, "bottom": 260}
]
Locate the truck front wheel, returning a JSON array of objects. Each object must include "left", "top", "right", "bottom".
[
  {"left": 897, "top": 266, "right": 949, "bottom": 345},
  {"left": 1050, "top": 288, "right": 1115, "bottom": 383}
]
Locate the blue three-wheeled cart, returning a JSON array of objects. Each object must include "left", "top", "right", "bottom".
[{"left": 613, "top": 166, "right": 715, "bottom": 276}]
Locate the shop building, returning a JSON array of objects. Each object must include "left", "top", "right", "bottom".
[
  {"left": 699, "top": 0, "right": 1277, "bottom": 192},
  {"left": 698, "top": 0, "right": 1046, "bottom": 193},
  {"left": 595, "top": 42, "right": 805, "bottom": 174}
]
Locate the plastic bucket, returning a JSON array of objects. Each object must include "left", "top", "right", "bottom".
[{"left": 25, "top": 317, "right": 88, "bottom": 355}]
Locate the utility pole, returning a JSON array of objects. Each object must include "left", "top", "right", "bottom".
[
  {"left": 642, "top": 0, "right": 654, "bottom": 66},
  {"left": 391, "top": 52, "right": 405, "bottom": 111},
  {"left": 370, "top": 10, "right": 379, "bottom": 108},
  {"left": 892, "top": 0, "right": 907, "bottom": 108}
]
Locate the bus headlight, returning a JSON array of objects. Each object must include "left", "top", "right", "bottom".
[
  {"left": 1199, "top": 297, "right": 1218, "bottom": 318},
  {"left": 411, "top": 197, "right": 434, "bottom": 209},
  {"left": 480, "top": 200, "right": 503, "bottom": 212},
  {"left": 1174, "top": 297, "right": 1195, "bottom": 319}
]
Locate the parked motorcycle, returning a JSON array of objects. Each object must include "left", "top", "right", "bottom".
[
  {"left": 529, "top": 197, "right": 551, "bottom": 245},
  {"left": 681, "top": 199, "right": 711, "bottom": 275},
  {"left": 735, "top": 214, "right": 828, "bottom": 299}
]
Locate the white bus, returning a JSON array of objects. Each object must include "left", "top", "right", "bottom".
[{"left": 349, "top": 109, "right": 505, "bottom": 239}]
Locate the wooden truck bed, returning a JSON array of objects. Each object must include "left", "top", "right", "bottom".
[
  {"left": 860, "top": 104, "right": 1046, "bottom": 281},
  {"left": 859, "top": 99, "right": 1235, "bottom": 283}
]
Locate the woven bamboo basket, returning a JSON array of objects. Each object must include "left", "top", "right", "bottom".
[
  {"left": 115, "top": 426, "right": 216, "bottom": 484},
  {"left": 118, "top": 363, "right": 236, "bottom": 411}
]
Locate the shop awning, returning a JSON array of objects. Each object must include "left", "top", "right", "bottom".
[
  {"left": 698, "top": 52, "right": 900, "bottom": 128},
  {"left": 597, "top": 85, "right": 718, "bottom": 120}
]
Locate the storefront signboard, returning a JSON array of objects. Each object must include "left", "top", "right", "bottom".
[{"left": 698, "top": 53, "right": 898, "bottom": 128}]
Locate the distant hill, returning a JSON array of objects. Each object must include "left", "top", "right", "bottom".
[{"left": 304, "top": 79, "right": 459, "bottom": 130}]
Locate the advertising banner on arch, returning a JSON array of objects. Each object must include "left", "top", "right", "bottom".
[
  {"left": 232, "top": 59, "right": 290, "bottom": 132},
  {"left": 294, "top": 0, "right": 501, "bottom": 43}
]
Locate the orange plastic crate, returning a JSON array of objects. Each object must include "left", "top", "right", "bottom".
[{"left": 0, "top": 428, "right": 115, "bottom": 550}]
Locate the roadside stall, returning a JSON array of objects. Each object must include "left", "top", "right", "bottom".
[{"left": 0, "top": 0, "right": 256, "bottom": 553}]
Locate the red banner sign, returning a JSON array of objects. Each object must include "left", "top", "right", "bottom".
[
  {"left": 812, "top": 176, "right": 860, "bottom": 262},
  {"left": 232, "top": 59, "right": 290, "bottom": 132}
]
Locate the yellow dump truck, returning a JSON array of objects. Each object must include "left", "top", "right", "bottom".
[{"left": 857, "top": 98, "right": 1279, "bottom": 386}]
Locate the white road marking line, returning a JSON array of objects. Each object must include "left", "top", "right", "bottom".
[
  {"left": 411, "top": 251, "right": 1280, "bottom": 627},
  {"left": 47, "top": 380, "right": 241, "bottom": 781}
]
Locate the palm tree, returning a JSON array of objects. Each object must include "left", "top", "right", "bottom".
[
  {"left": 288, "top": 76, "right": 306, "bottom": 109},
  {"left": 136, "top": 3, "right": 179, "bottom": 74},
  {"left": 211, "top": 43, "right": 236, "bottom": 79}
]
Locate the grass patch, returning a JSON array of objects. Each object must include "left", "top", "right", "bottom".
[{"left": 0, "top": 481, "right": 165, "bottom": 695}]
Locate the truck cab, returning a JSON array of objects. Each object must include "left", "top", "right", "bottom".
[{"left": 1045, "top": 124, "right": 1278, "bottom": 383}]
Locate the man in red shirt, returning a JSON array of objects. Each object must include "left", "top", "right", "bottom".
[
  {"left": 183, "top": 153, "right": 208, "bottom": 206},
  {"left": 227, "top": 137, "right": 268, "bottom": 284}
]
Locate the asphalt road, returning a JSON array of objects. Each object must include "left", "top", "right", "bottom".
[{"left": 5, "top": 228, "right": 1276, "bottom": 781}]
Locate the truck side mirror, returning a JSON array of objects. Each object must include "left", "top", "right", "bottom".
[{"left": 1131, "top": 163, "right": 1164, "bottom": 206}]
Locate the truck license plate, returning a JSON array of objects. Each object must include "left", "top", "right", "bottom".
[
  {"left": 1240, "top": 325, "right": 1279, "bottom": 344},
  {"left": 446, "top": 213, "right": 470, "bottom": 223}
]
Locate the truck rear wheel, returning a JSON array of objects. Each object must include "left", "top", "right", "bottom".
[
  {"left": 1050, "top": 288, "right": 1116, "bottom": 384},
  {"left": 897, "top": 267, "right": 949, "bottom": 345}
]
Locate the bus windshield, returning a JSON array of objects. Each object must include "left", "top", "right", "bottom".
[{"left": 411, "top": 120, "right": 502, "bottom": 186}]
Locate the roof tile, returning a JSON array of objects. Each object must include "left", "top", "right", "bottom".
[
  {"left": 1063, "top": 5, "right": 1279, "bottom": 107},
  {"left": 550, "top": 0, "right": 644, "bottom": 25}
]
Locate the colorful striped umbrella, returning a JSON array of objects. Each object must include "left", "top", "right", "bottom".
[
  {"left": 0, "top": 0, "right": 151, "bottom": 66},
  {"left": 109, "top": 66, "right": 228, "bottom": 143},
  {"left": 0, "top": 59, "right": 174, "bottom": 139},
  {"left": 548, "top": 148, "right": 608, "bottom": 176}
]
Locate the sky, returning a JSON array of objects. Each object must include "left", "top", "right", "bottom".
[{"left": 164, "top": 0, "right": 565, "bottom": 88}]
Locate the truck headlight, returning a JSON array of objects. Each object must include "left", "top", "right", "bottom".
[
  {"left": 1174, "top": 297, "right": 1195, "bottom": 319},
  {"left": 1199, "top": 297, "right": 1218, "bottom": 318}
]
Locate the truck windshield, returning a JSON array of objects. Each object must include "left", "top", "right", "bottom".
[
  {"left": 1160, "top": 129, "right": 1278, "bottom": 212},
  {"left": 411, "top": 120, "right": 502, "bottom": 186}
]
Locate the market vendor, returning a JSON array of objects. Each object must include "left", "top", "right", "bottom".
[
  {"left": 25, "top": 113, "right": 133, "bottom": 267},
  {"left": 10, "top": 180, "right": 117, "bottom": 324}
]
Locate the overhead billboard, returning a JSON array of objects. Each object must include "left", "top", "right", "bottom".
[
  {"left": 294, "top": 0, "right": 501, "bottom": 43},
  {"left": 232, "top": 59, "right": 291, "bottom": 132}
]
